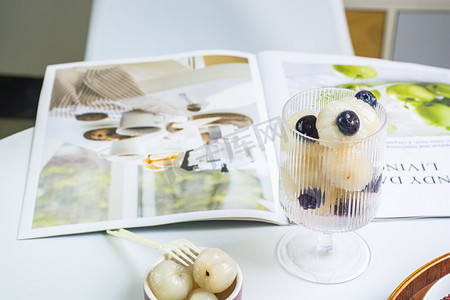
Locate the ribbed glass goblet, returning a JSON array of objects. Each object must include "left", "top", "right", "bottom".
[{"left": 278, "top": 87, "right": 387, "bottom": 284}]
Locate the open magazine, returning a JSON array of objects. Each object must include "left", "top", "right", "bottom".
[{"left": 19, "top": 50, "right": 450, "bottom": 239}]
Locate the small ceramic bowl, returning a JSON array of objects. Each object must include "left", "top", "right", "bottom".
[{"left": 143, "top": 252, "right": 243, "bottom": 300}]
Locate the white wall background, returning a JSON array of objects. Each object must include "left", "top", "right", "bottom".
[
  {"left": 0, "top": 0, "right": 92, "bottom": 77},
  {"left": 394, "top": 11, "right": 450, "bottom": 69},
  {"left": 344, "top": 0, "right": 450, "bottom": 68},
  {"left": 1, "top": 0, "right": 449, "bottom": 77}
]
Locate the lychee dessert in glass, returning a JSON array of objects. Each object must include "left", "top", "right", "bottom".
[{"left": 278, "top": 88, "right": 387, "bottom": 284}]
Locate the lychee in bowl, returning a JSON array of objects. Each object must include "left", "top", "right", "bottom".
[{"left": 143, "top": 251, "right": 243, "bottom": 300}]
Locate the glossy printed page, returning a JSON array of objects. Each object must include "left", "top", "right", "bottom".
[
  {"left": 257, "top": 50, "right": 450, "bottom": 218},
  {"left": 19, "top": 50, "right": 284, "bottom": 239}
]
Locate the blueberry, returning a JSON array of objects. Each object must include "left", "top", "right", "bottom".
[
  {"left": 298, "top": 187, "right": 323, "bottom": 210},
  {"left": 366, "top": 174, "right": 382, "bottom": 193},
  {"left": 333, "top": 197, "right": 350, "bottom": 216},
  {"left": 355, "top": 90, "right": 377, "bottom": 107},
  {"left": 295, "top": 115, "right": 319, "bottom": 139},
  {"left": 336, "top": 110, "right": 360, "bottom": 136}
]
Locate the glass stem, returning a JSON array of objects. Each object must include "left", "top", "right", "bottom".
[{"left": 317, "top": 232, "right": 333, "bottom": 255}]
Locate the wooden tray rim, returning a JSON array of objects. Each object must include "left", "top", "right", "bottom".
[{"left": 388, "top": 252, "right": 450, "bottom": 299}]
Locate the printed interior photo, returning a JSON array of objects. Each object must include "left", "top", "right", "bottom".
[{"left": 30, "top": 54, "right": 278, "bottom": 231}]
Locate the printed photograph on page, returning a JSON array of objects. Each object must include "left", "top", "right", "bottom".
[{"left": 30, "top": 53, "right": 278, "bottom": 232}]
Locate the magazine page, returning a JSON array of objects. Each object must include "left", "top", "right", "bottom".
[
  {"left": 18, "top": 50, "right": 286, "bottom": 239},
  {"left": 256, "top": 50, "right": 450, "bottom": 218}
]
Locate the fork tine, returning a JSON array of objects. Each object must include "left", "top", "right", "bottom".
[
  {"left": 163, "top": 249, "right": 190, "bottom": 267},
  {"left": 168, "top": 240, "right": 200, "bottom": 260},
  {"left": 164, "top": 244, "right": 196, "bottom": 265},
  {"left": 177, "top": 244, "right": 198, "bottom": 260},
  {"left": 161, "top": 247, "right": 193, "bottom": 266},
  {"left": 177, "top": 239, "right": 201, "bottom": 253},
  {"left": 172, "top": 249, "right": 195, "bottom": 265}
]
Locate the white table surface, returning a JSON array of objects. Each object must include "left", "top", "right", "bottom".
[{"left": 1, "top": 128, "right": 449, "bottom": 299}]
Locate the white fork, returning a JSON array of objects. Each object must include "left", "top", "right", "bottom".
[{"left": 106, "top": 228, "right": 201, "bottom": 266}]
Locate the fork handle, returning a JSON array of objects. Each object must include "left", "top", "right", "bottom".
[{"left": 106, "top": 228, "right": 162, "bottom": 249}]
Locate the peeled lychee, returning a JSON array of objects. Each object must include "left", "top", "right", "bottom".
[
  {"left": 148, "top": 259, "right": 193, "bottom": 300},
  {"left": 316, "top": 96, "right": 380, "bottom": 148},
  {"left": 193, "top": 248, "right": 238, "bottom": 294},
  {"left": 321, "top": 147, "right": 373, "bottom": 191},
  {"left": 187, "top": 288, "right": 219, "bottom": 300}
]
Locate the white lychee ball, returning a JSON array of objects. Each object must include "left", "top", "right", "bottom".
[
  {"left": 324, "top": 156, "right": 373, "bottom": 191},
  {"left": 193, "top": 248, "right": 238, "bottom": 294},
  {"left": 316, "top": 100, "right": 355, "bottom": 146},
  {"left": 287, "top": 109, "right": 317, "bottom": 128},
  {"left": 340, "top": 96, "right": 380, "bottom": 136},
  {"left": 187, "top": 288, "right": 219, "bottom": 300},
  {"left": 316, "top": 96, "right": 380, "bottom": 148},
  {"left": 148, "top": 259, "right": 193, "bottom": 300}
]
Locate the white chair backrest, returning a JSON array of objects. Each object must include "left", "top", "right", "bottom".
[{"left": 85, "top": 0, "right": 354, "bottom": 60}]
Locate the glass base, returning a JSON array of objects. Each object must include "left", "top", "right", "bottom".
[{"left": 277, "top": 228, "right": 371, "bottom": 284}]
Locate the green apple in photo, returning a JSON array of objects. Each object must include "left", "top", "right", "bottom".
[
  {"left": 426, "top": 83, "right": 450, "bottom": 98},
  {"left": 337, "top": 83, "right": 380, "bottom": 99},
  {"left": 338, "top": 83, "right": 371, "bottom": 90},
  {"left": 415, "top": 101, "right": 450, "bottom": 128},
  {"left": 438, "top": 97, "right": 450, "bottom": 106},
  {"left": 332, "top": 65, "right": 377, "bottom": 79},
  {"left": 386, "top": 84, "right": 435, "bottom": 107}
]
